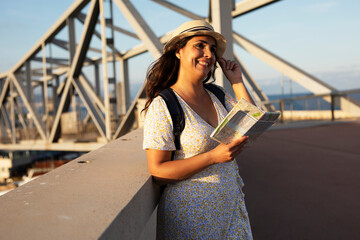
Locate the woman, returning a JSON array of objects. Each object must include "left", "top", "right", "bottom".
[{"left": 143, "top": 20, "right": 254, "bottom": 239}]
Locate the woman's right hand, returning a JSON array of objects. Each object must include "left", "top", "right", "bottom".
[
  {"left": 209, "top": 136, "right": 249, "bottom": 164},
  {"left": 146, "top": 136, "right": 249, "bottom": 182}
]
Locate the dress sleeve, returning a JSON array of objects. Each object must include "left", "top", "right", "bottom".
[{"left": 143, "top": 96, "right": 176, "bottom": 151}]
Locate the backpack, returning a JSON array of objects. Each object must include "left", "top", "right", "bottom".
[{"left": 159, "top": 83, "right": 226, "bottom": 152}]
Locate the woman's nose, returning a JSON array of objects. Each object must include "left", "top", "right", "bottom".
[{"left": 203, "top": 46, "right": 213, "bottom": 58}]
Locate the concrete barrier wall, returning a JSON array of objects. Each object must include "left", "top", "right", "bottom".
[{"left": 0, "top": 128, "right": 160, "bottom": 240}]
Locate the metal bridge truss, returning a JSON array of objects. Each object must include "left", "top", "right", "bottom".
[{"left": 1, "top": 0, "right": 359, "bottom": 151}]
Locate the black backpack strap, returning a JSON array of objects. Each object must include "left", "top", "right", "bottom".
[
  {"left": 159, "top": 88, "right": 185, "bottom": 151},
  {"left": 158, "top": 84, "right": 225, "bottom": 156},
  {"left": 204, "top": 83, "right": 226, "bottom": 110}
]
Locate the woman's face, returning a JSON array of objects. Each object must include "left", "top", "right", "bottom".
[{"left": 176, "top": 35, "right": 216, "bottom": 80}]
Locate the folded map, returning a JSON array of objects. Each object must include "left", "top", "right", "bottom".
[{"left": 210, "top": 98, "right": 280, "bottom": 144}]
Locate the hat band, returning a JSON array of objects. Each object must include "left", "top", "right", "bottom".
[{"left": 179, "top": 26, "right": 214, "bottom": 35}]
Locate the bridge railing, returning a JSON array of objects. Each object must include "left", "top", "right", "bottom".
[
  {"left": 261, "top": 89, "right": 360, "bottom": 122},
  {"left": 0, "top": 128, "right": 160, "bottom": 239}
]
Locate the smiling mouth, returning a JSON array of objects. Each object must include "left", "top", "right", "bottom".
[{"left": 198, "top": 61, "right": 209, "bottom": 66}]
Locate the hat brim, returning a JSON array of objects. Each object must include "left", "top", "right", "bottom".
[{"left": 163, "top": 30, "right": 226, "bottom": 58}]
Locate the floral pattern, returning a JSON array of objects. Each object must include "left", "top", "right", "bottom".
[{"left": 143, "top": 86, "right": 253, "bottom": 239}]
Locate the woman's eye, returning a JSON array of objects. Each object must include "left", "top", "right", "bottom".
[
  {"left": 194, "top": 43, "right": 216, "bottom": 54},
  {"left": 195, "top": 43, "right": 205, "bottom": 49}
]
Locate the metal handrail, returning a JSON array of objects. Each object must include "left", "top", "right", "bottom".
[{"left": 260, "top": 89, "right": 360, "bottom": 122}]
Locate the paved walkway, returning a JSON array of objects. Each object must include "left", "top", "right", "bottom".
[{"left": 237, "top": 120, "right": 360, "bottom": 240}]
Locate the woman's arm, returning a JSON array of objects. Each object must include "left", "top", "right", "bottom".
[
  {"left": 146, "top": 136, "right": 248, "bottom": 183},
  {"left": 218, "top": 58, "right": 255, "bottom": 104}
]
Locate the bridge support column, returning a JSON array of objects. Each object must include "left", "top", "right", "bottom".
[{"left": 211, "top": 0, "right": 235, "bottom": 94}]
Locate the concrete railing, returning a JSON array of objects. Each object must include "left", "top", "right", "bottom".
[{"left": 0, "top": 128, "right": 161, "bottom": 239}]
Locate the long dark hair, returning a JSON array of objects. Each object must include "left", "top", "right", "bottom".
[{"left": 143, "top": 36, "right": 218, "bottom": 113}]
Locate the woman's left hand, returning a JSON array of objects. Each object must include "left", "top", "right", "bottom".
[{"left": 218, "top": 57, "right": 243, "bottom": 85}]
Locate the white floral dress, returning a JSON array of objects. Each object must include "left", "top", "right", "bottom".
[{"left": 143, "top": 87, "right": 253, "bottom": 240}]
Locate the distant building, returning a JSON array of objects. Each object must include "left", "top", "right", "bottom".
[
  {"left": 0, "top": 151, "right": 32, "bottom": 183},
  {"left": 0, "top": 156, "right": 11, "bottom": 183}
]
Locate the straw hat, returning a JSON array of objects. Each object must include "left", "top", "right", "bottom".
[{"left": 163, "top": 20, "right": 226, "bottom": 58}]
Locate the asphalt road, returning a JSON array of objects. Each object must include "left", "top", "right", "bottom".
[{"left": 237, "top": 121, "right": 360, "bottom": 240}]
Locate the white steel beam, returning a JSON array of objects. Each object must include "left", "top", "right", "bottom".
[
  {"left": 108, "top": 23, "right": 139, "bottom": 40},
  {"left": 113, "top": 0, "right": 162, "bottom": 59},
  {"left": 10, "top": 82, "right": 16, "bottom": 144},
  {"left": 10, "top": 73, "right": 46, "bottom": 140},
  {"left": 76, "top": 12, "right": 123, "bottom": 58},
  {"left": 119, "top": 58, "right": 130, "bottom": 114},
  {"left": 79, "top": 74, "right": 105, "bottom": 112},
  {"left": 78, "top": 12, "right": 139, "bottom": 39},
  {"left": 25, "top": 61, "right": 32, "bottom": 101},
  {"left": 99, "top": 0, "right": 112, "bottom": 141},
  {"left": 122, "top": 34, "right": 171, "bottom": 59},
  {"left": 151, "top": 0, "right": 203, "bottom": 20},
  {"left": 233, "top": 32, "right": 335, "bottom": 94},
  {"left": 232, "top": 0, "right": 281, "bottom": 18},
  {"left": 211, "top": 0, "right": 234, "bottom": 92},
  {"left": 32, "top": 57, "right": 69, "bottom": 66},
  {"left": 72, "top": 78, "right": 106, "bottom": 139},
  {"left": 0, "top": 77, "right": 10, "bottom": 111},
  {"left": 9, "top": 0, "right": 91, "bottom": 74},
  {"left": 51, "top": 38, "right": 102, "bottom": 62},
  {"left": 41, "top": 42, "right": 49, "bottom": 138},
  {"left": 49, "top": 0, "right": 99, "bottom": 143},
  {"left": 118, "top": 0, "right": 278, "bottom": 60},
  {"left": 111, "top": 0, "right": 163, "bottom": 138},
  {"left": 234, "top": 54, "right": 275, "bottom": 111},
  {"left": 14, "top": 99, "right": 29, "bottom": 137},
  {"left": 94, "top": 64, "right": 101, "bottom": 97},
  {"left": 67, "top": 17, "right": 77, "bottom": 63},
  {"left": 40, "top": 67, "right": 69, "bottom": 82},
  {"left": 0, "top": 72, "right": 8, "bottom": 79},
  {"left": 113, "top": 81, "right": 146, "bottom": 139},
  {"left": 53, "top": 76, "right": 60, "bottom": 116},
  {"left": 0, "top": 107, "right": 12, "bottom": 139},
  {"left": 233, "top": 32, "right": 360, "bottom": 114}
]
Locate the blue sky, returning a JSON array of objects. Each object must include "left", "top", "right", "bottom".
[{"left": 0, "top": 0, "right": 359, "bottom": 95}]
